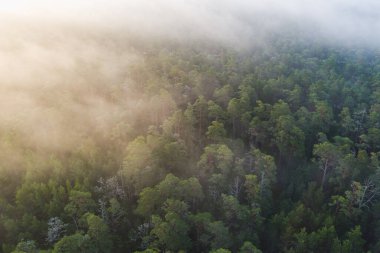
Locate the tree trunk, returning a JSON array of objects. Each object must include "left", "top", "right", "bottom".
[{"left": 321, "top": 160, "right": 329, "bottom": 190}]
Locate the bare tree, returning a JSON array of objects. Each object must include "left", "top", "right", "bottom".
[{"left": 47, "top": 217, "right": 67, "bottom": 244}]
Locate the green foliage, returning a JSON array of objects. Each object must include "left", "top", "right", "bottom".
[
  {"left": 86, "top": 214, "right": 113, "bottom": 253},
  {"left": 339, "top": 226, "right": 365, "bottom": 253},
  {"left": 273, "top": 115, "right": 305, "bottom": 158},
  {"left": 136, "top": 174, "right": 204, "bottom": 218},
  {"left": 2, "top": 36, "right": 380, "bottom": 253},
  {"left": 207, "top": 121, "right": 227, "bottom": 142},
  {"left": 198, "top": 144, "right": 234, "bottom": 177},
  {"left": 210, "top": 249, "right": 232, "bottom": 253},
  {"left": 239, "top": 241, "right": 262, "bottom": 253},
  {"left": 64, "top": 190, "right": 96, "bottom": 229},
  {"left": 207, "top": 221, "right": 232, "bottom": 250},
  {"left": 250, "top": 149, "right": 277, "bottom": 198},
  {"left": 189, "top": 212, "right": 231, "bottom": 252},
  {"left": 313, "top": 141, "right": 342, "bottom": 188},
  {"left": 150, "top": 210, "right": 191, "bottom": 251},
  {"left": 52, "top": 233, "right": 92, "bottom": 253},
  {"left": 12, "top": 240, "right": 38, "bottom": 253}
]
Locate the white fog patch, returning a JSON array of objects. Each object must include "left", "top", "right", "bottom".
[{"left": 0, "top": 0, "right": 379, "bottom": 151}]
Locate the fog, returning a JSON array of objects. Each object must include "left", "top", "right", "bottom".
[
  {"left": 0, "top": 0, "right": 379, "bottom": 155},
  {"left": 3, "top": 0, "right": 380, "bottom": 45}
]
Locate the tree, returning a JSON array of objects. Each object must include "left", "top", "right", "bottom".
[
  {"left": 227, "top": 98, "right": 250, "bottom": 138},
  {"left": 64, "top": 191, "right": 96, "bottom": 230},
  {"left": 52, "top": 233, "right": 92, "bottom": 253},
  {"left": 151, "top": 138, "right": 188, "bottom": 176},
  {"left": 150, "top": 200, "right": 191, "bottom": 251},
  {"left": 331, "top": 180, "right": 379, "bottom": 218},
  {"left": 207, "top": 221, "right": 232, "bottom": 250},
  {"left": 192, "top": 96, "right": 209, "bottom": 144},
  {"left": 15, "top": 181, "right": 66, "bottom": 220},
  {"left": 198, "top": 144, "right": 234, "bottom": 178},
  {"left": 340, "top": 226, "right": 365, "bottom": 253},
  {"left": 287, "top": 225, "right": 340, "bottom": 253},
  {"left": 312, "top": 101, "right": 334, "bottom": 133},
  {"left": 208, "top": 101, "right": 227, "bottom": 122},
  {"left": 313, "top": 141, "right": 341, "bottom": 189},
  {"left": 244, "top": 175, "right": 260, "bottom": 205},
  {"left": 86, "top": 214, "right": 113, "bottom": 253},
  {"left": 12, "top": 240, "right": 38, "bottom": 253},
  {"left": 250, "top": 149, "right": 277, "bottom": 197},
  {"left": 214, "top": 85, "right": 233, "bottom": 107},
  {"left": 239, "top": 241, "right": 262, "bottom": 253},
  {"left": 210, "top": 249, "right": 231, "bottom": 253},
  {"left": 136, "top": 174, "right": 204, "bottom": 218},
  {"left": 206, "top": 121, "right": 227, "bottom": 142},
  {"left": 47, "top": 217, "right": 67, "bottom": 245},
  {"left": 339, "top": 107, "right": 355, "bottom": 136},
  {"left": 249, "top": 101, "right": 272, "bottom": 149},
  {"left": 189, "top": 212, "right": 231, "bottom": 252},
  {"left": 95, "top": 176, "right": 125, "bottom": 201},
  {"left": 273, "top": 115, "right": 305, "bottom": 159},
  {"left": 99, "top": 198, "right": 126, "bottom": 233},
  {"left": 123, "top": 136, "right": 156, "bottom": 195},
  {"left": 227, "top": 98, "right": 244, "bottom": 138},
  {"left": 221, "top": 194, "right": 261, "bottom": 247}
]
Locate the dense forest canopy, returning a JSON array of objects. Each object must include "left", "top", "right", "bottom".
[{"left": 2, "top": 1, "right": 380, "bottom": 253}]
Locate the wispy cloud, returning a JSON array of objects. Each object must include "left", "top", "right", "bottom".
[
  {"left": 0, "top": 0, "right": 379, "bottom": 153},
  {"left": 2, "top": 0, "right": 380, "bottom": 46}
]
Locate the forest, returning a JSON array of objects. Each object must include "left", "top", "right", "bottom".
[
  {"left": 2, "top": 0, "right": 380, "bottom": 250},
  {"left": 1, "top": 31, "right": 380, "bottom": 252}
]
